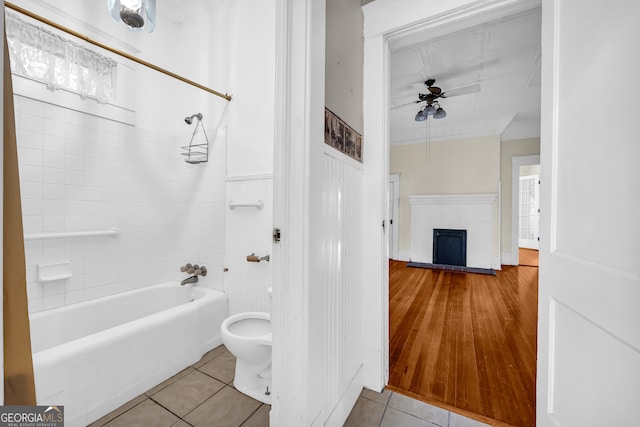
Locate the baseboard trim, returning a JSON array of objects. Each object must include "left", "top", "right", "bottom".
[
  {"left": 321, "top": 366, "right": 364, "bottom": 427},
  {"left": 501, "top": 252, "right": 517, "bottom": 266},
  {"left": 395, "top": 250, "right": 411, "bottom": 262}
]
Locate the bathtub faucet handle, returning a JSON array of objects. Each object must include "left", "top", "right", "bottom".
[
  {"left": 194, "top": 266, "right": 207, "bottom": 277},
  {"left": 180, "top": 263, "right": 192, "bottom": 273}
]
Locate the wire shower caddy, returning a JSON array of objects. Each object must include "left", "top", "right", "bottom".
[{"left": 182, "top": 116, "right": 209, "bottom": 164}]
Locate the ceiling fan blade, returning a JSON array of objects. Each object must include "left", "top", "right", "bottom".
[
  {"left": 442, "top": 84, "right": 481, "bottom": 98},
  {"left": 391, "top": 99, "right": 420, "bottom": 110}
]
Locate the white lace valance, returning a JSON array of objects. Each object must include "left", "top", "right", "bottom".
[{"left": 5, "top": 12, "right": 117, "bottom": 104}]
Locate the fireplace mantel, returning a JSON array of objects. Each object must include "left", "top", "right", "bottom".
[
  {"left": 409, "top": 194, "right": 497, "bottom": 205},
  {"left": 409, "top": 194, "right": 498, "bottom": 269}
]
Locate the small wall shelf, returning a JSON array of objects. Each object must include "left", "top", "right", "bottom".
[{"left": 38, "top": 261, "right": 72, "bottom": 282}]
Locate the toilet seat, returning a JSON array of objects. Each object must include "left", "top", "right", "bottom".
[{"left": 221, "top": 312, "right": 271, "bottom": 343}]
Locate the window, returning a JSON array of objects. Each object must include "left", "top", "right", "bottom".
[{"left": 6, "top": 12, "right": 117, "bottom": 104}]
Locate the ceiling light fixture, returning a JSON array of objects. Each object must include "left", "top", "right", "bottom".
[
  {"left": 414, "top": 95, "right": 446, "bottom": 121},
  {"left": 108, "top": 0, "right": 157, "bottom": 33},
  {"left": 412, "top": 78, "right": 448, "bottom": 122}
]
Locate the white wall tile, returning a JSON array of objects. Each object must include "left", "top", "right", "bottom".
[
  {"left": 27, "top": 298, "right": 44, "bottom": 313},
  {"left": 41, "top": 293, "right": 65, "bottom": 310},
  {"left": 19, "top": 112, "right": 44, "bottom": 133},
  {"left": 64, "top": 154, "right": 85, "bottom": 171},
  {"left": 20, "top": 97, "right": 44, "bottom": 116},
  {"left": 17, "top": 94, "right": 227, "bottom": 312},
  {"left": 42, "top": 280, "right": 66, "bottom": 297},
  {"left": 22, "top": 199, "right": 43, "bottom": 216},
  {"left": 43, "top": 167, "right": 65, "bottom": 184},
  {"left": 43, "top": 151, "right": 65, "bottom": 169},
  {"left": 64, "top": 290, "right": 85, "bottom": 306},
  {"left": 43, "top": 135, "right": 65, "bottom": 153},
  {"left": 18, "top": 147, "right": 43, "bottom": 166},
  {"left": 19, "top": 164, "right": 43, "bottom": 183},
  {"left": 43, "top": 118, "right": 66, "bottom": 137},
  {"left": 21, "top": 182, "right": 43, "bottom": 199},
  {"left": 18, "top": 130, "right": 43, "bottom": 150},
  {"left": 22, "top": 216, "right": 43, "bottom": 234},
  {"left": 43, "top": 216, "right": 65, "bottom": 232}
]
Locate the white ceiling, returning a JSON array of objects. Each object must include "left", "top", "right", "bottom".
[{"left": 389, "top": 7, "right": 542, "bottom": 144}]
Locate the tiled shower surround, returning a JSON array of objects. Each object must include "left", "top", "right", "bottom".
[{"left": 15, "top": 94, "right": 227, "bottom": 313}]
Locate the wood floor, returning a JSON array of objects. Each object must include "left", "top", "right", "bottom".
[{"left": 388, "top": 260, "right": 538, "bottom": 427}]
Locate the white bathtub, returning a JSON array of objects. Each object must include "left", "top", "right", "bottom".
[{"left": 29, "top": 282, "right": 228, "bottom": 427}]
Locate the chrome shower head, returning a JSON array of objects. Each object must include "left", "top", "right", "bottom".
[{"left": 184, "top": 113, "right": 203, "bottom": 125}]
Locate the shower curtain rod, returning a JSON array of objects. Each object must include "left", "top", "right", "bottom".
[{"left": 3, "top": 1, "right": 232, "bottom": 102}]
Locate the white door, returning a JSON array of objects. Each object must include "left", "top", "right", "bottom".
[
  {"left": 537, "top": 0, "right": 640, "bottom": 425},
  {"left": 518, "top": 174, "right": 539, "bottom": 249}
]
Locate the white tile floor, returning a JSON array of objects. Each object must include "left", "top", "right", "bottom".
[
  {"left": 345, "top": 388, "right": 492, "bottom": 427},
  {"left": 90, "top": 345, "right": 492, "bottom": 427}
]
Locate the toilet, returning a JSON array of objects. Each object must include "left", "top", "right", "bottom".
[{"left": 220, "top": 288, "right": 272, "bottom": 404}]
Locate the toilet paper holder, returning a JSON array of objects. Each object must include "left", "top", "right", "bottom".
[{"left": 246, "top": 253, "right": 270, "bottom": 262}]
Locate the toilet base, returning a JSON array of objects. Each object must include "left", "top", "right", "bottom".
[{"left": 233, "top": 359, "right": 272, "bottom": 405}]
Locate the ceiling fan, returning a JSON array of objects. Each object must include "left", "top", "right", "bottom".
[
  {"left": 414, "top": 79, "right": 447, "bottom": 121},
  {"left": 392, "top": 79, "right": 481, "bottom": 121}
]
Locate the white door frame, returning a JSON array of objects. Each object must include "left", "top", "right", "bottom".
[
  {"left": 362, "top": 0, "right": 542, "bottom": 392},
  {"left": 271, "top": 0, "right": 326, "bottom": 424},
  {"left": 511, "top": 154, "right": 540, "bottom": 263},
  {"left": 389, "top": 174, "right": 400, "bottom": 260}
]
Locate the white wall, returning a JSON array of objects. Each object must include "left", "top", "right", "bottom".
[
  {"left": 219, "top": 0, "right": 277, "bottom": 312},
  {"left": 224, "top": 1, "right": 277, "bottom": 177},
  {"left": 390, "top": 135, "right": 501, "bottom": 262},
  {"left": 225, "top": 175, "right": 273, "bottom": 315},
  {"left": 326, "top": 0, "right": 364, "bottom": 134}
]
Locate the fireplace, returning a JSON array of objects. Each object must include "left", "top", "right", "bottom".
[
  {"left": 433, "top": 229, "right": 467, "bottom": 266},
  {"left": 409, "top": 194, "right": 497, "bottom": 269}
]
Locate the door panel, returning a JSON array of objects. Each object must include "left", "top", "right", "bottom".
[{"left": 538, "top": 0, "right": 640, "bottom": 425}]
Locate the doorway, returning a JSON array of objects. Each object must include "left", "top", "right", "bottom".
[
  {"left": 511, "top": 155, "right": 540, "bottom": 265},
  {"left": 380, "top": 3, "right": 542, "bottom": 426},
  {"left": 518, "top": 166, "right": 540, "bottom": 250}
]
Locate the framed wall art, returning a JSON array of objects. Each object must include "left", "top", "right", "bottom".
[{"left": 324, "top": 108, "right": 362, "bottom": 162}]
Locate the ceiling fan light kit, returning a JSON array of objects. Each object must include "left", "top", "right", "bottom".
[{"left": 414, "top": 79, "right": 448, "bottom": 121}]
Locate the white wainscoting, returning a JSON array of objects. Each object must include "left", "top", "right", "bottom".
[
  {"left": 409, "top": 194, "right": 497, "bottom": 269},
  {"left": 320, "top": 153, "right": 364, "bottom": 424},
  {"left": 225, "top": 175, "right": 273, "bottom": 315}
]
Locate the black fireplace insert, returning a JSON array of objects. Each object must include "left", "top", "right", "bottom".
[{"left": 433, "top": 229, "right": 467, "bottom": 267}]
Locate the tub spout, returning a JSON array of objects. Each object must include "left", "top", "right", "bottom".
[{"left": 181, "top": 275, "right": 198, "bottom": 286}]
